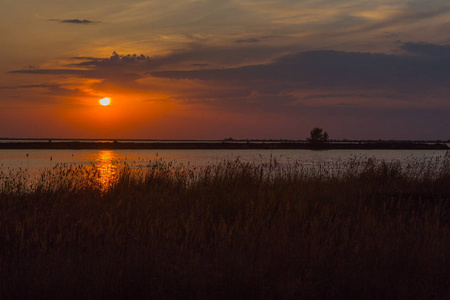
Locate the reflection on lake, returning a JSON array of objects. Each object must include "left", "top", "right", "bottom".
[{"left": 91, "top": 150, "right": 121, "bottom": 190}]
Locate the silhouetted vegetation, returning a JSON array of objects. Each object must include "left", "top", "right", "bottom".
[
  {"left": 307, "top": 127, "right": 329, "bottom": 144},
  {"left": 1, "top": 156, "right": 450, "bottom": 299}
]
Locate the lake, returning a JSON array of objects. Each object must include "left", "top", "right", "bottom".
[
  {"left": 1, "top": 148, "right": 448, "bottom": 196},
  {"left": 1, "top": 148, "right": 448, "bottom": 175}
]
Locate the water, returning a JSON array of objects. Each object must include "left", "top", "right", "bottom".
[
  {"left": 1, "top": 148, "right": 448, "bottom": 174},
  {"left": 1, "top": 148, "right": 448, "bottom": 192}
]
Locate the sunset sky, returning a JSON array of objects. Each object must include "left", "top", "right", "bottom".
[{"left": 1, "top": 0, "right": 449, "bottom": 140}]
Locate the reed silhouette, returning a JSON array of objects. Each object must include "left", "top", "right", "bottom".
[{"left": 1, "top": 156, "right": 449, "bottom": 299}]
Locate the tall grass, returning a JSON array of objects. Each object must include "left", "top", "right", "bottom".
[{"left": 1, "top": 156, "right": 449, "bottom": 299}]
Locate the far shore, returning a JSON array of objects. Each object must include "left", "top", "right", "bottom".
[{"left": 0, "top": 141, "right": 448, "bottom": 150}]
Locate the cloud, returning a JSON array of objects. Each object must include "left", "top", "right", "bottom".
[
  {"left": 79, "top": 45, "right": 293, "bottom": 70},
  {"left": 48, "top": 19, "right": 98, "bottom": 24},
  {"left": 401, "top": 42, "right": 450, "bottom": 58},
  {"left": 301, "top": 93, "right": 376, "bottom": 101},
  {"left": 0, "top": 82, "right": 90, "bottom": 104},
  {"left": 347, "top": 5, "right": 450, "bottom": 35},
  {"left": 300, "top": 93, "right": 409, "bottom": 102},
  {"left": 9, "top": 52, "right": 152, "bottom": 83},
  {"left": 11, "top": 43, "right": 450, "bottom": 91},
  {"left": 70, "top": 56, "right": 102, "bottom": 61},
  {"left": 72, "top": 52, "right": 151, "bottom": 67},
  {"left": 151, "top": 42, "right": 450, "bottom": 91},
  {"left": 7, "top": 42, "right": 450, "bottom": 112},
  {"left": 235, "top": 38, "right": 260, "bottom": 43},
  {"left": 0, "top": 84, "right": 61, "bottom": 90},
  {"left": 9, "top": 69, "right": 89, "bottom": 76},
  {"left": 140, "top": 42, "right": 450, "bottom": 113},
  {"left": 61, "top": 44, "right": 297, "bottom": 76},
  {"left": 191, "top": 63, "right": 210, "bottom": 67}
]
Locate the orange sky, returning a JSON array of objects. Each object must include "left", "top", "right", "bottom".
[{"left": 1, "top": 0, "right": 450, "bottom": 140}]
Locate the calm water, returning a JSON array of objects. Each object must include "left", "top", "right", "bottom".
[
  {"left": 1, "top": 149, "right": 448, "bottom": 174},
  {"left": 1, "top": 149, "right": 448, "bottom": 190}
]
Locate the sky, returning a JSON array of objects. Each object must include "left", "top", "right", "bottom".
[{"left": 1, "top": 0, "right": 449, "bottom": 140}]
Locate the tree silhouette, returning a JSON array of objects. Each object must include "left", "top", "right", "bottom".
[{"left": 307, "top": 127, "right": 329, "bottom": 143}]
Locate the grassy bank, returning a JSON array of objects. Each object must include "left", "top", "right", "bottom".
[{"left": 1, "top": 157, "right": 450, "bottom": 299}]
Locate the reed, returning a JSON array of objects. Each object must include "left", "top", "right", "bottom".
[{"left": 1, "top": 156, "right": 449, "bottom": 299}]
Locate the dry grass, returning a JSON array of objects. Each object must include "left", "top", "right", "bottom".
[{"left": 1, "top": 156, "right": 450, "bottom": 299}]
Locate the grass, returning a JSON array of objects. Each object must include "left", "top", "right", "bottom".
[{"left": 1, "top": 156, "right": 450, "bottom": 299}]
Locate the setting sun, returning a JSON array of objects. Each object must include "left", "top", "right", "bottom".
[{"left": 100, "top": 97, "right": 111, "bottom": 106}]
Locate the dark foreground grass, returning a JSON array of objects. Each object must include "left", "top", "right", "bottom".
[{"left": 1, "top": 156, "right": 450, "bottom": 299}]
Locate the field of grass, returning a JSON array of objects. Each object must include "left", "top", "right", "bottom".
[{"left": 1, "top": 156, "right": 449, "bottom": 299}]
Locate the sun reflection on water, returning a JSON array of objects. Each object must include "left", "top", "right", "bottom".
[{"left": 92, "top": 150, "right": 120, "bottom": 190}]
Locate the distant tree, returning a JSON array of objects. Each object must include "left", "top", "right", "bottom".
[{"left": 307, "top": 127, "right": 329, "bottom": 143}]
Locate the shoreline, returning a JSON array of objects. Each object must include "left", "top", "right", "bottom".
[{"left": 0, "top": 141, "right": 448, "bottom": 150}]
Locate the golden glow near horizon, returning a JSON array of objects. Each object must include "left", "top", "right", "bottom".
[{"left": 100, "top": 98, "right": 111, "bottom": 106}]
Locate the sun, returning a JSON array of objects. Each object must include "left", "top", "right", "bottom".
[{"left": 100, "top": 97, "right": 111, "bottom": 106}]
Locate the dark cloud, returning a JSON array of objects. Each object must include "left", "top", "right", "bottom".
[
  {"left": 191, "top": 63, "right": 210, "bottom": 67},
  {"left": 151, "top": 43, "right": 450, "bottom": 92},
  {"left": 11, "top": 43, "right": 450, "bottom": 90},
  {"left": 72, "top": 52, "right": 151, "bottom": 67},
  {"left": 301, "top": 93, "right": 409, "bottom": 101},
  {"left": 301, "top": 93, "right": 376, "bottom": 101},
  {"left": 235, "top": 38, "right": 260, "bottom": 43},
  {"left": 61, "top": 19, "right": 94, "bottom": 24},
  {"left": 49, "top": 19, "right": 98, "bottom": 24},
  {"left": 402, "top": 42, "right": 450, "bottom": 58},
  {"left": 136, "top": 42, "right": 450, "bottom": 114}
]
